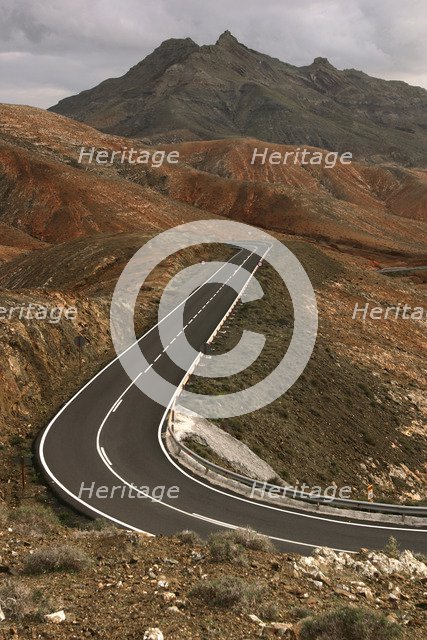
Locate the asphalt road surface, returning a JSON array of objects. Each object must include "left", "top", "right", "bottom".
[{"left": 38, "top": 247, "right": 427, "bottom": 554}]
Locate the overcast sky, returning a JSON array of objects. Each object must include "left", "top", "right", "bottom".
[{"left": 1, "top": 0, "right": 426, "bottom": 108}]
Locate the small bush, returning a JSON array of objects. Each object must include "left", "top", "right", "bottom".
[
  {"left": 9, "top": 504, "right": 59, "bottom": 535},
  {"left": 208, "top": 534, "right": 246, "bottom": 564},
  {"left": 176, "top": 529, "right": 202, "bottom": 545},
  {"left": 23, "top": 545, "right": 90, "bottom": 575},
  {"left": 414, "top": 552, "right": 427, "bottom": 563},
  {"left": 190, "top": 575, "right": 262, "bottom": 608},
  {"left": 207, "top": 528, "right": 274, "bottom": 563},
  {"left": 0, "top": 579, "right": 54, "bottom": 621},
  {"left": 361, "top": 430, "right": 376, "bottom": 446},
  {"left": 230, "top": 527, "right": 275, "bottom": 552},
  {"left": 299, "top": 606, "right": 403, "bottom": 640},
  {"left": 291, "top": 606, "right": 313, "bottom": 620},
  {"left": 84, "top": 518, "right": 118, "bottom": 532},
  {"left": 383, "top": 536, "right": 400, "bottom": 559},
  {"left": 259, "top": 601, "right": 281, "bottom": 621}
]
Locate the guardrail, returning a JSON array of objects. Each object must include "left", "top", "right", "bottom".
[{"left": 165, "top": 424, "right": 427, "bottom": 517}]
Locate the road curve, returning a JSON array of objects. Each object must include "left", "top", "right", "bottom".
[{"left": 37, "top": 247, "right": 427, "bottom": 555}]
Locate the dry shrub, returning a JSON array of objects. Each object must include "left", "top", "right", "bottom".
[
  {"left": 23, "top": 545, "right": 90, "bottom": 575},
  {"left": 207, "top": 532, "right": 247, "bottom": 564},
  {"left": 176, "top": 529, "right": 202, "bottom": 545},
  {"left": 9, "top": 503, "right": 59, "bottom": 535},
  {"left": 0, "top": 579, "right": 55, "bottom": 621},
  {"left": 207, "top": 527, "right": 274, "bottom": 563},
  {"left": 229, "top": 527, "right": 275, "bottom": 552},
  {"left": 299, "top": 606, "right": 403, "bottom": 640},
  {"left": 0, "top": 502, "right": 8, "bottom": 527},
  {"left": 190, "top": 575, "right": 262, "bottom": 608}
]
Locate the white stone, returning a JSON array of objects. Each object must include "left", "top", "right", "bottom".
[
  {"left": 143, "top": 629, "right": 164, "bottom": 640},
  {"left": 249, "top": 613, "right": 265, "bottom": 626},
  {"left": 45, "top": 610, "right": 66, "bottom": 624},
  {"left": 312, "top": 580, "right": 323, "bottom": 590},
  {"left": 157, "top": 580, "right": 169, "bottom": 588}
]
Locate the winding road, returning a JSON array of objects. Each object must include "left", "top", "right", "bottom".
[{"left": 37, "top": 247, "right": 427, "bottom": 554}]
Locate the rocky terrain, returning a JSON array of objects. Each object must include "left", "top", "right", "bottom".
[
  {"left": 0, "top": 503, "right": 426, "bottom": 639},
  {"left": 126, "top": 138, "right": 427, "bottom": 256},
  {"left": 49, "top": 31, "right": 427, "bottom": 167}
]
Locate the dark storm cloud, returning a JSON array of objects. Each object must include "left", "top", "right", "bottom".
[{"left": 0, "top": 0, "right": 426, "bottom": 108}]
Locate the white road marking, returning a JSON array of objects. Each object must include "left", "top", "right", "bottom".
[
  {"left": 112, "top": 398, "right": 123, "bottom": 413},
  {"left": 100, "top": 447, "right": 113, "bottom": 466}
]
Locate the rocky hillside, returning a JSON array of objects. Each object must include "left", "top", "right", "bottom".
[
  {"left": 122, "top": 138, "right": 427, "bottom": 256},
  {"left": 0, "top": 504, "right": 426, "bottom": 639},
  {"left": 49, "top": 31, "right": 427, "bottom": 167},
  {"left": 1, "top": 105, "right": 426, "bottom": 259}
]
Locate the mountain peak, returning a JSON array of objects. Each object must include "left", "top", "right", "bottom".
[
  {"left": 311, "top": 56, "right": 335, "bottom": 68},
  {"left": 151, "top": 36, "right": 199, "bottom": 58},
  {"left": 216, "top": 30, "right": 239, "bottom": 47}
]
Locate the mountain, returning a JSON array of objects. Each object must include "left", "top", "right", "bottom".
[{"left": 49, "top": 31, "right": 427, "bottom": 166}]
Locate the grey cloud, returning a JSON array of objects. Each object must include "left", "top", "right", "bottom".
[{"left": 0, "top": 0, "right": 426, "bottom": 108}]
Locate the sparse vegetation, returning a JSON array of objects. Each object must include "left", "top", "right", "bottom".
[
  {"left": 207, "top": 527, "right": 274, "bottom": 562},
  {"left": 190, "top": 575, "right": 262, "bottom": 608},
  {"left": 383, "top": 536, "right": 400, "bottom": 559},
  {"left": 259, "top": 600, "right": 281, "bottom": 621},
  {"left": 9, "top": 503, "right": 59, "bottom": 536},
  {"left": 228, "top": 527, "right": 275, "bottom": 552},
  {"left": 208, "top": 532, "right": 247, "bottom": 564},
  {"left": 187, "top": 257, "right": 426, "bottom": 504},
  {"left": 22, "top": 545, "right": 91, "bottom": 575},
  {"left": 291, "top": 606, "right": 313, "bottom": 620},
  {"left": 176, "top": 529, "right": 202, "bottom": 545},
  {"left": 299, "top": 606, "right": 403, "bottom": 639},
  {"left": 0, "top": 579, "right": 54, "bottom": 622},
  {"left": 0, "top": 502, "right": 8, "bottom": 526},
  {"left": 84, "top": 517, "right": 118, "bottom": 532}
]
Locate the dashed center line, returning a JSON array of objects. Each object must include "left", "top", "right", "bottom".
[{"left": 135, "top": 249, "right": 258, "bottom": 382}]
